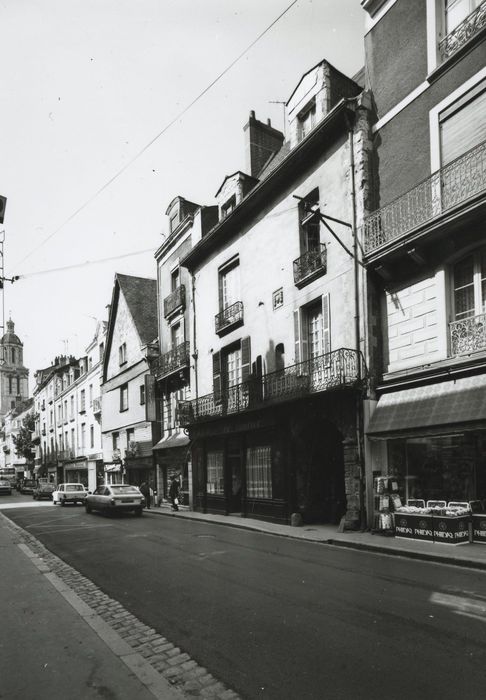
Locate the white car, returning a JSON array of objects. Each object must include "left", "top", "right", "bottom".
[
  {"left": 52, "top": 483, "right": 87, "bottom": 506},
  {"left": 85, "top": 484, "right": 145, "bottom": 516}
]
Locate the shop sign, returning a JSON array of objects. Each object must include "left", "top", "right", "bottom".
[
  {"left": 472, "top": 515, "right": 486, "bottom": 543},
  {"left": 395, "top": 513, "right": 470, "bottom": 544},
  {"left": 395, "top": 514, "right": 434, "bottom": 542}
]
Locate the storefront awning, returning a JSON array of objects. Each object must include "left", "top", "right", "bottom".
[
  {"left": 367, "top": 374, "right": 486, "bottom": 438},
  {"left": 153, "top": 431, "right": 189, "bottom": 451}
]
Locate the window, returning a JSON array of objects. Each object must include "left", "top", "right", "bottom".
[
  {"left": 8, "top": 377, "right": 12, "bottom": 394},
  {"left": 225, "top": 346, "right": 242, "bottom": 388},
  {"left": 80, "top": 423, "right": 86, "bottom": 449},
  {"left": 70, "top": 395, "right": 74, "bottom": 419},
  {"left": 213, "top": 338, "right": 251, "bottom": 403},
  {"left": 439, "top": 79, "right": 486, "bottom": 166},
  {"left": 99, "top": 342, "right": 105, "bottom": 363},
  {"left": 275, "top": 343, "right": 285, "bottom": 372},
  {"left": 120, "top": 384, "right": 129, "bottom": 412},
  {"left": 112, "top": 432, "right": 120, "bottom": 450},
  {"left": 64, "top": 400, "right": 68, "bottom": 421},
  {"left": 80, "top": 389, "right": 86, "bottom": 412},
  {"left": 169, "top": 209, "right": 179, "bottom": 233},
  {"left": 90, "top": 425, "right": 94, "bottom": 449},
  {"left": 119, "top": 342, "right": 127, "bottom": 366},
  {"left": 126, "top": 428, "right": 134, "bottom": 444},
  {"left": 246, "top": 445, "right": 272, "bottom": 499},
  {"left": 11, "top": 348, "right": 15, "bottom": 364},
  {"left": 298, "top": 99, "right": 316, "bottom": 142},
  {"left": 140, "top": 384, "right": 145, "bottom": 405},
  {"left": 171, "top": 322, "right": 183, "bottom": 349},
  {"left": 57, "top": 405, "right": 62, "bottom": 422},
  {"left": 221, "top": 195, "right": 236, "bottom": 219},
  {"left": 445, "top": 0, "right": 482, "bottom": 34},
  {"left": 294, "top": 295, "right": 331, "bottom": 363},
  {"left": 170, "top": 267, "right": 180, "bottom": 292},
  {"left": 89, "top": 384, "right": 93, "bottom": 406},
  {"left": 452, "top": 247, "right": 486, "bottom": 320},
  {"left": 71, "top": 428, "right": 75, "bottom": 451},
  {"left": 207, "top": 451, "right": 224, "bottom": 494},
  {"left": 219, "top": 259, "right": 240, "bottom": 311},
  {"left": 299, "top": 190, "right": 320, "bottom": 253}
]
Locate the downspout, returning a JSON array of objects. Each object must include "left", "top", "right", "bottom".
[
  {"left": 345, "top": 101, "right": 366, "bottom": 530},
  {"left": 191, "top": 274, "right": 199, "bottom": 406}
]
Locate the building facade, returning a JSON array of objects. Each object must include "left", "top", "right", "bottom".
[
  {"left": 101, "top": 273, "right": 159, "bottom": 488},
  {"left": 362, "top": 0, "right": 486, "bottom": 515},
  {"left": 179, "top": 60, "right": 373, "bottom": 528},
  {"left": 0, "top": 319, "right": 29, "bottom": 418}
]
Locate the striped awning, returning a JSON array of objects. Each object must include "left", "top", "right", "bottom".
[{"left": 367, "top": 374, "right": 486, "bottom": 438}]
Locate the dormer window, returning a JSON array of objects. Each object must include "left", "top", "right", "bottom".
[
  {"left": 221, "top": 195, "right": 236, "bottom": 219},
  {"left": 169, "top": 209, "right": 180, "bottom": 233},
  {"left": 298, "top": 99, "right": 316, "bottom": 142},
  {"left": 119, "top": 342, "right": 127, "bottom": 366}
]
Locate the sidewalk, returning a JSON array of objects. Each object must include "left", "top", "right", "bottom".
[
  {"left": 0, "top": 514, "right": 184, "bottom": 700},
  {"left": 148, "top": 504, "right": 486, "bottom": 571}
]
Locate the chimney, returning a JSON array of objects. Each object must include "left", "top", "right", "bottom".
[{"left": 244, "top": 110, "right": 284, "bottom": 179}]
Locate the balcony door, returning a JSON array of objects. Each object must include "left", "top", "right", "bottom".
[
  {"left": 451, "top": 247, "right": 486, "bottom": 354},
  {"left": 445, "top": 0, "right": 482, "bottom": 34}
]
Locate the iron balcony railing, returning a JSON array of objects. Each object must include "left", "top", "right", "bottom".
[
  {"left": 293, "top": 244, "right": 327, "bottom": 286},
  {"left": 450, "top": 312, "right": 486, "bottom": 356},
  {"left": 58, "top": 449, "right": 75, "bottom": 461},
  {"left": 92, "top": 397, "right": 102, "bottom": 414},
  {"left": 152, "top": 341, "right": 190, "bottom": 380},
  {"left": 164, "top": 284, "right": 186, "bottom": 318},
  {"left": 215, "top": 301, "right": 244, "bottom": 334},
  {"left": 439, "top": 1, "right": 486, "bottom": 61},
  {"left": 363, "top": 139, "right": 486, "bottom": 254},
  {"left": 178, "top": 348, "right": 365, "bottom": 425}
]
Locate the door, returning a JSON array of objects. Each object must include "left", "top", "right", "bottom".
[{"left": 227, "top": 438, "right": 242, "bottom": 513}]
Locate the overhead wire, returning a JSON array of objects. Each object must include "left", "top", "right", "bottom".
[{"left": 11, "top": 0, "right": 300, "bottom": 274}]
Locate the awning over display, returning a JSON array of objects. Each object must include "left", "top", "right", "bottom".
[
  {"left": 153, "top": 431, "right": 189, "bottom": 451},
  {"left": 367, "top": 374, "right": 486, "bottom": 438}
]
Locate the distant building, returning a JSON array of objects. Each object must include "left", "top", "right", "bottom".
[
  {"left": 0, "top": 398, "right": 34, "bottom": 480},
  {"left": 0, "top": 319, "right": 29, "bottom": 417},
  {"left": 101, "top": 274, "right": 159, "bottom": 487}
]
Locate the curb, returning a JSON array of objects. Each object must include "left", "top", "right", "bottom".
[{"left": 145, "top": 509, "right": 486, "bottom": 572}]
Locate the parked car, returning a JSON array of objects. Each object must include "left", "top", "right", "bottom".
[
  {"left": 85, "top": 484, "right": 145, "bottom": 516},
  {"left": 0, "top": 479, "right": 12, "bottom": 495},
  {"left": 33, "top": 483, "right": 55, "bottom": 501},
  {"left": 52, "top": 483, "right": 88, "bottom": 506},
  {"left": 19, "top": 480, "right": 37, "bottom": 494}
]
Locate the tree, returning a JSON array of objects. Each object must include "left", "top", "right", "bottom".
[{"left": 12, "top": 411, "right": 38, "bottom": 462}]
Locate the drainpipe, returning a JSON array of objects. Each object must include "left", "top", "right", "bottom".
[
  {"left": 345, "top": 100, "right": 366, "bottom": 530},
  {"left": 191, "top": 274, "right": 199, "bottom": 405}
]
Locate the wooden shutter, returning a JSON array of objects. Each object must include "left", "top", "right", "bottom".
[
  {"left": 294, "top": 309, "right": 301, "bottom": 363},
  {"left": 241, "top": 337, "right": 251, "bottom": 382},
  {"left": 440, "top": 82, "right": 486, "bottom": 165},
  {"left": 322, "top": 293, "right": 331, "bottom": 355},
  {"left": 145, "top": 375, "right": 157, "bottom": 422},
  {"left": 212, "top": 351, "right": 221, "bottom": 401}
]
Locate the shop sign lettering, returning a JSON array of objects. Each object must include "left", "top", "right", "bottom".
[
  {"left": 396, "top": 526, "right": 413, "bottom": 535},
  {"left": 415, "top": 528, "right": 433, "bottom": 537}
]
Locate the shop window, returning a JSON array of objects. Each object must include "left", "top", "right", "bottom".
[
  {"left": 207, "top": 450, "right": 224, "bottom": 495},
  {"left": 246, "top": 445, "right": 272, "bottom": 499}
]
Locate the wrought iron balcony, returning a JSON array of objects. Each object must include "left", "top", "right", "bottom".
[
  {"left": 178, "top": 348, "right": 365, "bottom": 425},
  {"left": 58, "top": 449, "right": 75, "bottom": 461},
  {"left": 439, "top": 1, "right": 486, "bottom": 61},
  {"left": 215, "top": 301, "right": 244, "bottom": 334},
  {"left": 450, "top": 312, "right": 486, "bottom": 356},
  {"left": 92, "top": 397, "right": 102, "bottom": 414},
  {"left": 152, "top": 341, "right": 190, "bottom": 380},
  {"left": 293, "top": 244, "right": 327, "bottom": 287},
  {"left": 363, "top": 139, "right": 486, "bottom": 255},
  {"left": 163, "top": 284, "right": 186, "bottom": 318}
]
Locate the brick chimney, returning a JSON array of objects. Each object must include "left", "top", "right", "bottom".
[{"left": 244, "top": 111, "right": 284, "bottom": 178}]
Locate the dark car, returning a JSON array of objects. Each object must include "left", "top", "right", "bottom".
[
  {"left": 33, "top": 483, "right": 55, "bottom": 501},
  {"left": 0, "top": 479, "right": 12, "bottom": 495},
  {"left": 20, "top": 480, "right": 37, "bottom": 494}
]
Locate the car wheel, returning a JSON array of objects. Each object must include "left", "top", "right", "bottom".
[
  {"left": 135, "top": 507, "right": 143, "bottom": 517},
  {"left": 85, "top": 502, "right": 92, "bottom": 514}
]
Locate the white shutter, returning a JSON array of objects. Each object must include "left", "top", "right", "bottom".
[{"left": 440, "top": 82, "right": 486, "bottom": 165}]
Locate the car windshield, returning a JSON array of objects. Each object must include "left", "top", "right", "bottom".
[
  {"left": 66, "top": 485, "right": 85, "bottom": 491},
  {"left": 110, "top": 486, "right": 140, "bottom": 495}
]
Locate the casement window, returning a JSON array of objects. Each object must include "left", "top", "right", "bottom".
[
  {"left": 90, "top": 425, "right": 94, "bottom": 449},
  {"left": 112, "top": 432, "right": 120, "bottom": 450},
  {"left": 299, "top": 189, "right": 320, "bottom": 253},
  {"left": 71, "top": 428, "right": 75, "bottom": 450},
  {"left": 64, "top": 400, "right": 68, "bottom": 421},
  {"left": 171, "top": 267, "right": 180, "bottom": 292},
  {"left": 169, "top": 209, "right": 179, "bottom": 233},
  {"left": 246, "top": 445, "right": 272, "bottom": 499},
  {"left": 89, "top": 384, "right": 93, "bottom": 406},
  {"left": 11, "top": 348, "right": 15, "bottom": 364},
  {"left": 439, "top": 79, "right": 486, "bottom": 165},
  {"left": 120, "top": 384, "right": 129, "bottom": 412},
  {"left": 219, "top": 258, "right": 240, "bottom": 311},
  {"left": 80, "top": 423, "right": 86, "bottom": 449},
  {"left": 221, "top": 195, "right": 236, "bottom": 219},
  {"left": 212, "top": 337, "right": 251, "bottom": 403},
  {"left": 99, "top": 343, "right": 105, "bottom": 363},
  {"left": 294, "top": 295, "right": 331, "bottom": 364},
  {"left": 8, "top": 376, "right": 12, "bottom": 394},
  {"left": 452, "top": 247, "right": 486, "bottom": 320},
  {"left": 171, "top": 322, "right": 183, "bottom": 349},
  {"left": 298, "top": 98, "right": 316, "bottom": 142},
  {"left": 70, "top": 395, "right": 74, "bottom": 419},
  {"left": 119, "top": 342, "right": 127, "bottom": 366},
  {"left": 126, "top": 428, "right": 135, "bottom": 453},
  {"left": 206, "top": 450, "right": 224, "bottom": 495},
  {"left": 140, "top": 384, "right": 145, "bottom": 405},
  {"left": 80, "top": 389, "right": 86, "bottom": 412},
  {"left": 445, "top": 0, "right": 483, "bottom": 33}
]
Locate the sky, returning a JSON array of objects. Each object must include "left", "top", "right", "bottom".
[{"left": 0, "top": 0, "right": 364, "bottom": 388}]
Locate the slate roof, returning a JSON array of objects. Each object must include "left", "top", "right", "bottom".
[{"left": 116, "top": 273, "right": 158, "bottom": 345}]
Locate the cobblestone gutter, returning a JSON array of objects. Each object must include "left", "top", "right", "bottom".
[{"left": 4, "top": 516, "right": 241, "bottom": 700}]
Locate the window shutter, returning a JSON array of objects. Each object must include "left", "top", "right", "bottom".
[
  {"left": 241, "top": 337, "right": 251, "bottom": 382},
  {"left": 212, "top": 351, "right": 221, "bottom": 401},
  {"left": 322, "top": 293, "right": 331, "bottom": 355},
  {"left": 440, "top": 83, "right": 486, "bottom": 165},
  {"left": 294, "top": 309, "right": 301, "bottom": 363}
]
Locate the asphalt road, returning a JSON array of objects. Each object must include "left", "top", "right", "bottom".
[{"left": 4, "top": 501, "right": 486, "bottom": 700}]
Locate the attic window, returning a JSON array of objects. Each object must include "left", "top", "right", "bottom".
[
  {"left": 221, "top": 195, "right": 236, "bottom": 219},
  {"left": 169, "top": 209, "right": 180, "bottom": 233},
  {"left": 298, "top": 98, "right": 316, "bottom": 142}
]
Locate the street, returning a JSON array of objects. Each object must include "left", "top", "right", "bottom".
[{"left": 2, "top": 499, "right": 486, "bottom": 699}]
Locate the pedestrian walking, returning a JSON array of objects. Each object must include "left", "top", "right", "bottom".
[
  {"left": 169, "top": 476, "right": 180, "bottom": 511},
  {"left": 140, "top": 481, "right": 151, "bottom": 509}
]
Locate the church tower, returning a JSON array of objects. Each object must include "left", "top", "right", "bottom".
[{"left": 0, "top": 319, "right": 29, "bottom": 417}]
